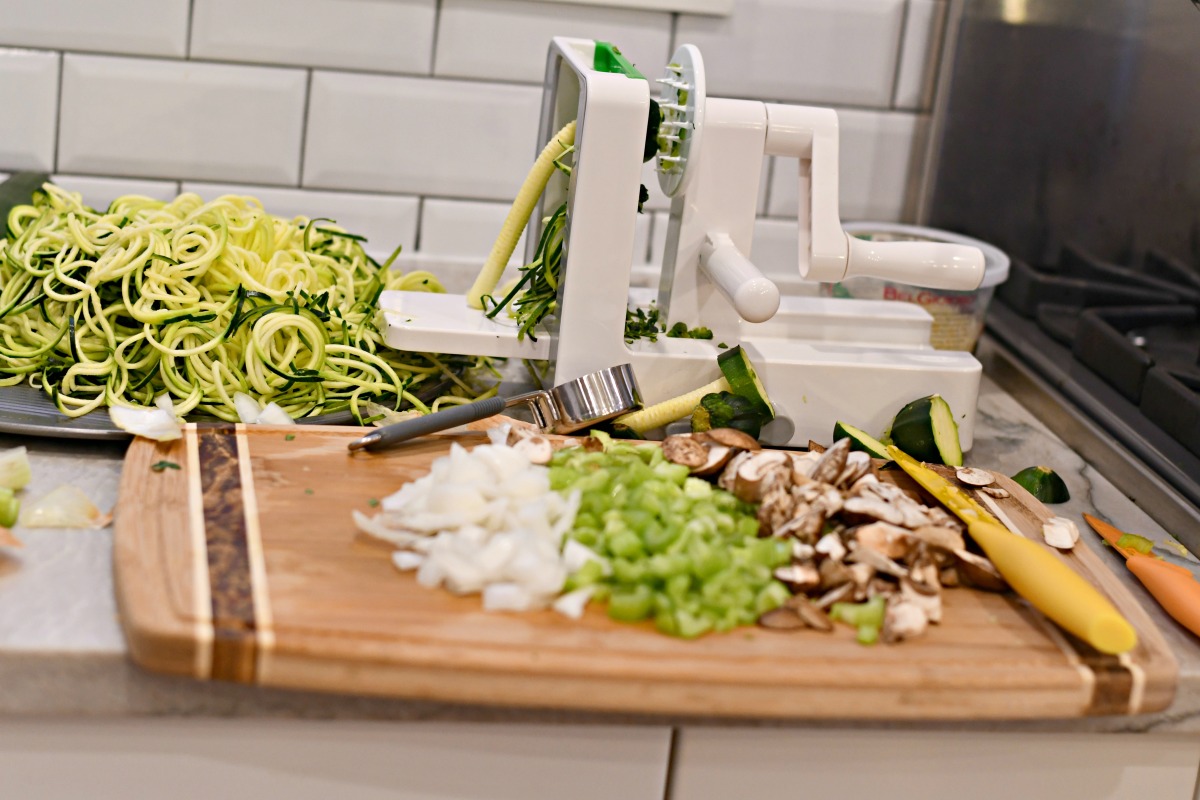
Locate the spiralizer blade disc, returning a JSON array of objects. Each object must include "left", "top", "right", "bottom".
[{"left": 656, "top": 44, "right": 706, "bottom": 198}]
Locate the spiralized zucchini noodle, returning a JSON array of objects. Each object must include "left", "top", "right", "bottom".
[{"left": 0, "top": 183, "right": 495, "bottom": 421}]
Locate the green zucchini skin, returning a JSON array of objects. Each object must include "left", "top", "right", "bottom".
[
  {"left": 888, "top": 394, "right": 963, "bottom": 466},
  {"left": 717, "top": 346, "right": 774, "bottom": 420},
  {"left": 832, "top": 421, "right": 890, "bottom": 460},
  {"left": 1011, "top": 466, "right": 1071, "bottom": 503}
]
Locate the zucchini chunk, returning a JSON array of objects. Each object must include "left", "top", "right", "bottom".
[
  {"left": 717, "top": 345, "right": 774, "bottom": 420},
  {"left": 1011, "top": 465, "right": 1070, "bottom": 503},
  {"left": 888, "top": 394, "right": 962, "bottom": 466},
  {"left": 832, "top": 421, "right": 890, "bottom": 460}
]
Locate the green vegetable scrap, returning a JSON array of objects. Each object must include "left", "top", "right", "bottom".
[
  {"left": 0, "top": 487, "right": 18, "bottom": 528},
  {"left": 1010, "top": 466, "right": 1071, "bottom": 504},
  {"left": 551, "top": 441, "right": 791, "bottom": 638},
  {"left": 1116, "top": 532, "right": 1155, "bottom": 555},
  {"left": 150, "top": 460, "right": 181, "bottom": 472},
  {"left": 665, "top": 321, "right": 713, "bottom": 340},
  {"left": 690, "top": 391, "right": 768, "bottom": 438},
  {"left": 829, "top": 595, "right": 887, "bottom": 645}
]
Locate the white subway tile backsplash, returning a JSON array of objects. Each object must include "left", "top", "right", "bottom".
[
  {"left": 767, "top": 108, "right": 924, "bottom": 222},
  {"left": 893, "top": 0, "right": 946, "bottom": 110},
  {"left": 181, "top": 182, "right": 419, "bottom": 260},
  {"left": 51, "top": 175, "right": 180, "bottom": 209},
  {"left": 435, "top": 0, "right": 671, "bottom": 84},
  {"left": 58, "top": 56, "right": 307, "bottom": 185},
  {"left": 304, "top": 72, "right": 542, "bottom": 200},
  {"left": 0, "top": 0, "right": 188, "bottom": 57},
  {"left": 191, "top": 0, "right": 436, "bottom": 74},
  {"left": 419, "top": 198, "right": 527, "bottom": 264},
  {"left": 0, "top": 49, "right": 58, "bottom": 171},
  {"left": 676, "top": 0, "right": 905, "bottom": 107}
]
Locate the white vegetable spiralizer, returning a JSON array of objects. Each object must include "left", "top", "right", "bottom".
[{"left": 381, "top": 37, "right": 986, "bottom": 448}]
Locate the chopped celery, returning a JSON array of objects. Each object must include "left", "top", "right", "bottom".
[
  {"left": 0, "top": 487, "right": 18, "bottom": 528},
  {"left": 608, "top": 585, "right": 654, "bottom": 621},
  {"left": 830, "top": 596, "right": 887, "bottom": 646}
]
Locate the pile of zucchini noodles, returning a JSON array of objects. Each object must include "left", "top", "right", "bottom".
[{"left": 0, "top": 183, "right": 494, "bottom": 421}]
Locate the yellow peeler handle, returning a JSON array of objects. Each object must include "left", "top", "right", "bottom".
[{"left": 966, "top": 519, "right": 1138, "bottom": 655}]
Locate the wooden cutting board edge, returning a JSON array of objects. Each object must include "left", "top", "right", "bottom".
[{"left": 112, "top": 423, "right": 1179, "bottom": 720}]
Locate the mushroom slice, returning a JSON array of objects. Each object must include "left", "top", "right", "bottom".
[
  {"left": 809, "top": 437, "right": 850, "bottom": 484},
  {"left": 907, "top": 525, "right": 966, "bottom": 553},
  {"left": 955, "top": 467, "right": 995, "bottom": 487},
  {"left": 694, "top": 427, "right": 761, "bottom": 452},
  {"left": 692, "top": 444, "right": 734, "bottom": 477},
  {"left": 847, "top": 541, "right": 909, "bottom": 579},
  {"left": 758, "top": 606, "right": 807, "bottom": 631},
  {"left": 661, "top": 434, "right": 709, "bottom": 469},
  {"left": 814, "top": 532, "right": 847, "bottom": 562},
  {"left": 813, "top": 581, "right": 855, "bottom": 609},
  {"left": 841, "top": 494, "right": 907, "bottom": 527},
  {"left": 836, "top": 451, "right": 873, "bottom": 490},
  {"left": 881, "top": 598, "right": 929, "bottom": 643},
  {"left": 980, "top": 486, "right": 1011, "bottom": 499},
  {"left": 784, "top": 595, "right": 835, "bottom": 632},
  {"left": 853, "top": 521, "right": 914, "bottom": 561},
  {"left": 774, "top": 563, "right": 821, "bottom": 592},
  {"left": 953, "top": 549, "right": 1008, "bottom": 592},
  {"left": 757, "top": 481, "right": 797, "bottom": 537},
  {"left": 900, "top": 575, "right": 942, "bottom": 624},
  {"left": 792, "top": 541, "right": 816, "bottom": 561},
  {"left": 510, "top": 434, "right": 554, "bottom": 465},
  {"left": 774, "top": 505, "right": 826, "bottom": 544},
  {"left": 725, "top": 450, "right": 792, "bottom": 503},
  {"left": 1042, "top": 516, "right": 1080, "bottom": 550},
  {"left": 788, "top": 450, "right": 822, "bottom": 482},
  {"left": 818, "top": 557, "right": 854, "bottom": 591}
]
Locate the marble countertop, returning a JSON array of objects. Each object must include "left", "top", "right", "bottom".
[{"left": 2, "top": 355, "right": 1199, "bottom": 733}]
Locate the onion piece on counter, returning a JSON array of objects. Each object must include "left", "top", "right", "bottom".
[
  {"left": 0, "top": 447, "right": 32, "bottom": 490},
  {"left": 232, "top": 393, "right": 297, "bottom": 425},
  {"left": 354, "top": 440, "right": 586, "bottom": 612},
  {"left": 21, "top": 485, "right": 111, "bottom": 529},
  {"left": 109, "top": 396, "right": 182, "bottom": 442}
]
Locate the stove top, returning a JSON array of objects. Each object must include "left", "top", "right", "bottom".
[{"left": 983, "top": 244, "right": 1200, "bottom": 547}]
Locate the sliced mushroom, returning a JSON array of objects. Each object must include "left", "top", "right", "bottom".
[
  {"left": 694, "top": 427, "right": 761, "bottom": 451},
  {"left": 842, "top": 494, "right": 907, "bottom": 527},
  {"left": 939, "top": 566, "right": 960, "bottom": 588},
  {"left": 980, "top": 486, "right": 1011, "bottom": 499},
  {"left": 955, "top": 467, "right": 995, "bottom": 487},
  {"left": 836, "top": 451, "right": 873, "bottom": 490},
  {"left": 510, "top": 434, "right": 554, "bottom": 464},
  {"left": 907, "top": 524, "right": 966, "bottom": 553},
  {"left": 953, "top": 548, "right": 1009, "bottom": 592},
  {"left": 881, "top": 598, "right": 929, "bottom": 643},
  {"left": 900, "top": 575, "right": 942, "bottom": 624},
  {"left": 1042, "top": 516, "right": 1080, "bottom": 550},
  {"left": 774, "top": 505, "right": 826, "bottom": 543},
  {"left": 757, "top": 480, "right": 796, "bottom": 537},
  {"left": 723, "top": 450, "right": 792, "bottom": 503},
  {"left": 809, "top": 437, "right": 850, "bottom": 484},
  {"left": 783, "top": 595, "right": 835, "bottom": 631},
  {"left": 792, "top": 541, "right": 816, "bottom": 561},
  {"left": 774, "top": 563, "right": 821, "bottom": 592},
  {"left": 758, "top": 606, "right": 807, "bottom": 631},
  {"left": 818, "top": 557, "right": 854, "bottom": 590},
  {"left": 813, "top": 581, "right": 855, "bottom": 609},
  {"left": 788, "top": 450, "right": 822, "bottom": 482},
  {"left": 847, "top": 541, "right": 909, "bottom": 579},
  {"left": 661, "top": 434, "right": 709, "bottom": 469},
  {"left": 853, "top": 521, "right": 913, "bottom": 560},
  {"left": 814, "top": 531, "right": 847, "bottom": 562},
  {"left": 692, "top": 444, "right": 734, "bottom": 477}
]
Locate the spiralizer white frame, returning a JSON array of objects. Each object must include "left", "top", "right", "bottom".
[{"left": 380, "top": 37, "right": 985, "bottom": 449}]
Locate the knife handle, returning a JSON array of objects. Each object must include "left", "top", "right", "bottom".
[
  {"left": 1127, "top": 556, "right": 1200, "bottom": 638},
  {"left": 967, "top": 520, "right": 1138, "bottom": 655}
]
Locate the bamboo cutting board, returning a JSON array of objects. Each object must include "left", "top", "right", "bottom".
[{"left": 113, "top": 423, "right": 1177, "bottom": 720}]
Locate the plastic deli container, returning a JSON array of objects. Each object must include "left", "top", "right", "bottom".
[{"left": 823, "top": 223, "right": 1011, "bottom": 352}]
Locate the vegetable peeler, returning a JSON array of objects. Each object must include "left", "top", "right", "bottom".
[
  {"left": 888, "top": 446, "right": 1137, "bottom": 655},
  {"left": 347, "top": 363, "right": 641, "bottom": 452},
  {"left": 1083, "top": 514, "right": 1200, "bottom": 639}
]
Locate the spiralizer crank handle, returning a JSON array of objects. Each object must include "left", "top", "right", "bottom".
[
  {"left": 700, "top": 232, "right": 781, "bottom": 323},
  {"left": 844, "top": 235, "right": 985, "bottom": 291},
  {"left": 348, "top": 396, "right": 508, "bottom": 452}
]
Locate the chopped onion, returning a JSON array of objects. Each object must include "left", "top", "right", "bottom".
[
  {"left": 233, "top": 392, "right": 263, "bottom": 424},
  {"left": 552, "top": 586, "right": 595, "bottom": 620},
  {"left": 108, "top": 403, "right": 182, "bottom": 442},
  {"left": 391, "top": 551, "right": 425, "bottom": 571},
  {"left": 0, "top": 446, "right": 32, "bottom": 490},
  {"left": 256, "top": 402, "right": 296, "bottom": 426},
  {"left": 22, "top": 485, "right": 110, "bottom": 529},
  {"left": 354, "top": 439, "right": 580, "bottom": 611}
]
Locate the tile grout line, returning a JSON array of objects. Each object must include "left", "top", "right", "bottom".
[
  {"left": 661, "top": 727, "right": 680, "bottom": 800},
  {"left": 51, "top": 51, "right": 65, "bottom": 173},
  {"left": 428, "top": 0, "right": 443, "bottom": 76},
  {"left": 185, "top": 0, "right": 196, "bottom": 59},
  {"left": 296, "top": 69, "right": 314, "bottom": 187},
  {"left": 889, "top": 0, "right": 913, "bottom": 111}
]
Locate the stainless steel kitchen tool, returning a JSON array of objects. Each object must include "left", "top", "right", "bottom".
[{"left": 346, "top": 363, "right": 641, "bottom": 452}]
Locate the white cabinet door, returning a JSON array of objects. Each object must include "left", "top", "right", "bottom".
[
  {"left": 670, "top": 727, "right": 1200, "bottom": 800},
  {"left": 0, "top": 719, "right": 671, "bottom": 800}
]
